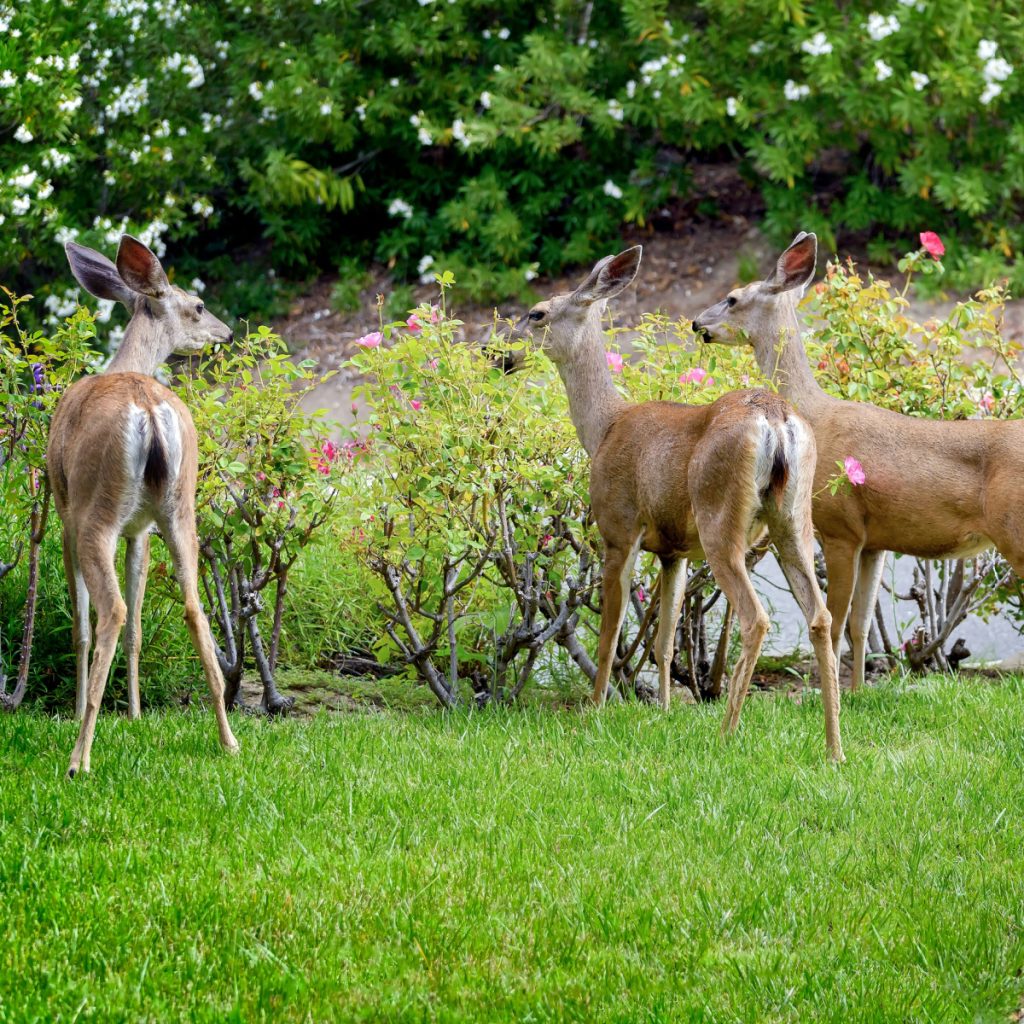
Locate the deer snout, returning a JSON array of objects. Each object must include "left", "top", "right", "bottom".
[{"left": 692, "top": 320, "right": 710, "bottom": 342}]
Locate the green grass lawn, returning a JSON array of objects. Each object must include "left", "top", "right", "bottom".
[{"left": 2, "top": 676, "right": 1023, "bottom": 1023}]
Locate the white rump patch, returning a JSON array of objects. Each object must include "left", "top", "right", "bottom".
[{"left": 153, "top": 401, "right": 183, "bottom": 479}]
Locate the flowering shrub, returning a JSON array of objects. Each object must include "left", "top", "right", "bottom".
[{"left": 2, "top": 0, "right": 1022, "bottom": 310}]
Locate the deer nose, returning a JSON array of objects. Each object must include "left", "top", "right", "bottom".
[{"left": 692, "top": 321, "right": 710, "bottom": 341}]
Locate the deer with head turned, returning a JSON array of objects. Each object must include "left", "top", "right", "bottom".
[
  {"left": 694, "top": 231, "right": 1024, "bottom": 690},
  {"left": 49, "top": 234, "right": 239, "bottom": 776},
  {"left": 507, "top": 246, "right": 843, "bottom": 761}
]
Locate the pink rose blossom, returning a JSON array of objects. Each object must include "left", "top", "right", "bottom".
[
  {"left": 636, "top": 585, "right": 646, "bottom": 603},
  {"left": 919, "top": 231, "right": 945, "bottom": 259},
  {"left": 406, "top": 315, "right": 422, "bottom": 333},
  {"left": 844, "top": 456, "right": 866, "bottom": 486},
  {"left": 980, "top": 393, "right": 995, "bottom": 413},
  {"left": 355, "top": 331, "right": 382, "bottom": 348},
  {"left": 427, "top": 358, "right": 439, "bottom": 370},
  {"left": 680, "top": 367, "right": 714, "bottom": 386},
  {"left": 410, "top": 399, "right": 422, "bottom": 411},
  {"left": 606, "top": 351, "right": 623, "bottom": 373},
  {"left": 430, "top": 306, "right": 440, "bottom": 323}
]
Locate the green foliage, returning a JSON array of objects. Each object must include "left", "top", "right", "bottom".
[
  {"left": 3, "top": 676, "right": 1024, "bottom": 1019},
  {"left": 3, "top": 0, "right": 1022, "bottom": 310}
]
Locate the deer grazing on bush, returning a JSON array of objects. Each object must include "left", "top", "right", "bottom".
[
  {"left": 49, "top": 235, "right": 239, "bottom": 776},
  {"left": 507, "top": 247, "right": 843, "bottom": 761},
  {"left": 694, "top": 231, "right": 1024, "bottom": 689}
]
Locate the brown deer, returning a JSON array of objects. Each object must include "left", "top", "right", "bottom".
[
  {"left": 693, "top": 231, "right": 1024, "bottom": 689},
  {"left": 49, "top": 235, "right": 239, "bottom": 776},
  {"left": 507, "top": 247, "right": 843, "bottom": 761}
]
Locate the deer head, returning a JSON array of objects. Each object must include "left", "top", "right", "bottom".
[
  {"left": 692, "top": 232, "right": 817, "bottom": 346},
  {"left": 66, "top": 235, "right": 232, "bottom": 371},
  {"left": 508, "top": 246, "right": 642, "bottom": 363}
]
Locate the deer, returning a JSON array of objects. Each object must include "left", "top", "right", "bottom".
[
  {"left": 505, "top": 246, "right": 844, "bottom": 761},
  {"left": 49, "top": 234, "right": 239, "bottom": 776},
  {"left": 693, "top": 231, "right": 1024, "bottom": 690}
]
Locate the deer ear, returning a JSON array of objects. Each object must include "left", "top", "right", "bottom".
[
  {"left": 115, "top": 234, "right": 170, "bottom": 298},
  {"left": 766, "top": 232, "right": 817, "bottom": 294},
  {"left": 572, "top": 246, "right": 643, "bottom": 305},
  {"left": 65, "top": 242, "right": 136, "bottom": 307}
]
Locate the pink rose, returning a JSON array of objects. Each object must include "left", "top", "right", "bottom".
[
  {"left": 606, "top": 351, "right": 623, "bottom": 373},
  {"left": 355, "top": 331, "right": 382, "bottom": 348},
  {"left": 680, "top": 367, "right": 713, "bottom": 386},
  {"left": 980, "top": 393, "right": 995, "bottom": 414},
  {"left": 406, "top": 315, "right": 422, "bottom": 333},
  {"left": 844, "top": 456, "right": 866, "bottom": 486},
  {"left": 919, "top": 231, "right": 945, "bottom": 259}
]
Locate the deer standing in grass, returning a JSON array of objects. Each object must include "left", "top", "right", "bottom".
[
  {"left": 694, "top": 231, "right": 1024, "bottom": 690},
  {"left": 508, "top": 247, "right": 843, "bottom": 761},
  {"left": 50, "top": 235, "right": 238, "bottom": 776}
]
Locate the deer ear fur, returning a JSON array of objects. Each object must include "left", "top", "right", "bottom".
[
  {"left": 65, "top": 242, "right": 136, "bottom": 307},
  {"left": 765, "top": 232, "right": 817, "bottom": 294},
  {"left": 572, "top": 246, "right": 643, "bottom": 305},
  {"left": 115, "top": 235, "right": 171, "bottom": 299}
]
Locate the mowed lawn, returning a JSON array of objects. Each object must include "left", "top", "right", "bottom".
[{"left": 2, "top": 676, "right": 1023, "bottom": 1023}]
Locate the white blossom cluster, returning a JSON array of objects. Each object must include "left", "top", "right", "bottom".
[
  {"left": 602, "top": 180, "right": 623, "bottom": 199},
  {"left": 801, "top": 32, "right": 832, "bottom": 57},
  {"left": 784, "top": 79, "right": 811, "bottom": 101},
  {"left": 163, "top": 52, "right": 205, "bottom": 89},
  {"left": 865, "top": 13, "right": 900, "bottom": 41},
  {"left": 978, "top": 39, "right": 1013, "bottom": 105},
  {"left": 388, "top": 198, "right": 414, "bottom": 220},
  {"left": 409, "top": 112, "right": 433, "bottom": 146},
  {"left": 417, "top": 254, "right": 435, "bottom": 283},
  {"left": 105, "top": 77, "right": 149, "bottom": 120}
]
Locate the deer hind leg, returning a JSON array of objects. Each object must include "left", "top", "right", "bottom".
[
  {"left": 655, "top": 557, "right": 688, "bottom": 711},
  {"left": 123, "top": 533, "right": 151, "bottom": 720},
  {"left": 592, "top": 535, "right": 642, "bottom": 707},
  {"left": 820, "top": 537, "right": 862, "bottom": 682},
  {"left": 158, "top": 510, "right": 238, "bottom": 754},
  {"left": 848, "top": 550, "right": 886, "bottom": 693},
  {"left": 766, "top": 510, "right": 844, "bottom": 763},
  {"left": 699, "top": 530, "right": 770, "bottom": 737},
  {"left": 62, "top": 525, "right": 91, "bottom": 721},
  {"left": 67, "top": 531, "right": 125, "bottom": 778}
]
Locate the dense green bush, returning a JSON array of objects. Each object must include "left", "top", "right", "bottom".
[{"left": 1, "top": 0, "right": 1021, "bottom": 312}]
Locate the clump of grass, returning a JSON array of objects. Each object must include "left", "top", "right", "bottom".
[{"left": 2, "top": 674, "right": 1022, "bottom": 1021}]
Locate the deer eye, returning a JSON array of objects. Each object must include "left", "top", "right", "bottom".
[
  {"left": 528, "top": 310, "right": 545, "bottom": 322},
  {"left": 195, "top": 303, "right": 205, "bottom": 315},
  {"left": 726, "top": 296, "right": 737, "bottom": 308}
]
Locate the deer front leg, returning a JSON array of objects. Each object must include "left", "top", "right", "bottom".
[
  {"left": 819, "top": 537, "right": 861, "bottom": 684},
  {"left": 655, "top": 557, "right": 687, "bottom": 711},
  {"left": 848, "top": 550, "right": 886, "bottom": 692},
  {"left": 123, "top": 533, "right": 151, "bottom": 720},
  {"left": 61, "top": 525, "right": 91, "bottom": 721},
  {"left": 592, "top": 537, "right": 642, "bottom": 707}
]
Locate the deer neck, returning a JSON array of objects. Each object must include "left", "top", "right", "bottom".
[
  {"left": 554, "top": 321, "right": 629, "bottom": 458},
  {"left": 105, "top": 306, "right": 173, "bottom": 376},
  {"left": 752, "top": 297, "right": 829, "bottom": 412}
]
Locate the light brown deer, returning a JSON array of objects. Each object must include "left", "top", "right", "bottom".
[
  {"left": 694, "top": 231, "right": 1024, "bottom": 689},
  {"left": 49, "top": 235, "right": 239, "bottom": 776},
  {"left": 507, "top": 247, "right": 843, "bottom": 760}
]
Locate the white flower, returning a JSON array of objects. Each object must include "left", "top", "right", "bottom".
[
  {"left": 875, "top": 59, "right": 893, "bottom": 81},
  {"left": 801, "top": 31, "right": 833, "bottom": 57},
  {"left": 783, "top": 79, "right": 810, "bottom": 101},
  {"left": 978, "top": 39, "right": 998, "bottom": 61},
  {"left": 0, "top": 70, "right": 16, "bottom": 88},
  {"left": 389, "top": 77, "right": 399, "bottom": 87},
  {"left": 480, "top": 91, "right": 492, "bottom": 109},
  {"left": 25, "top": 71, "right": 42, "bottom": 85},
  {"left": 626, "top": 80, "right": 636, "bottom": 98},
  {"left": 356, "top": 103, "right": 367, "bottom": 121},
  {"left": 417, "top": 126, "right": 433, "bottom": 145},
  {"left": 602, "top": 179, "right": 623, "bottom": 199},
  {"left": 451, "top": 118, "right": 470, "bottom": 147},
  {"left": 725, "top": 96, "right": 738, "bottom": 117},
  {"left": 980, "top": 81, "right": 1002, "bottom": 105},
  {"left": 417, "top": 0, "right": 434, "bottom": 5},
  {"left": 320, "top": 101, "right": 332, "bottom": 115},
  {"left": 54, "top": 226, "right": 79, "bottom": 246},
  {"left": 984, "top": 57, "right": 1013, "bottom": 83},
  {"left": 11, "top": 195, "right": 30, "bottom": 215},
  {"left": 524, "top": 268, "right": 537, "bottom": 282},
  {"left": 607, "top": 98, "right": 624, "bottom": 121},
  {"left": 388, "top": 197, "right": 414, "bottom": 219},
  {"left": 417, "top": 254, "right": 435, "bottom": 283},
  {"left": 192, "top": 198, "right": 214, "bottom": 217},
  {"left": 910, "top": 71, "right": 930, "bottom": 91},
  {"left": 11, "top": 167, "right": 37, "bottom": 189},
  {"left": 865, "top": 13, "right": 900, "bottom": 41},
  {"left": 749, "top": 41, "right": 766, "bottom": 55},
  {"left": 190, "top": 278, "right": 206, "bottom": 293},
  {"left": 37, "top": 181, "right": 53, "bottom": 200},
  {"left": 248, "top": 80, "right": 265, "bottom": 101},
  {"left": 14, "top": 124, "right": 33, "bottom": 143},
  {"left": 498, "top": 27, "right": 510, "bottom": 39}
]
